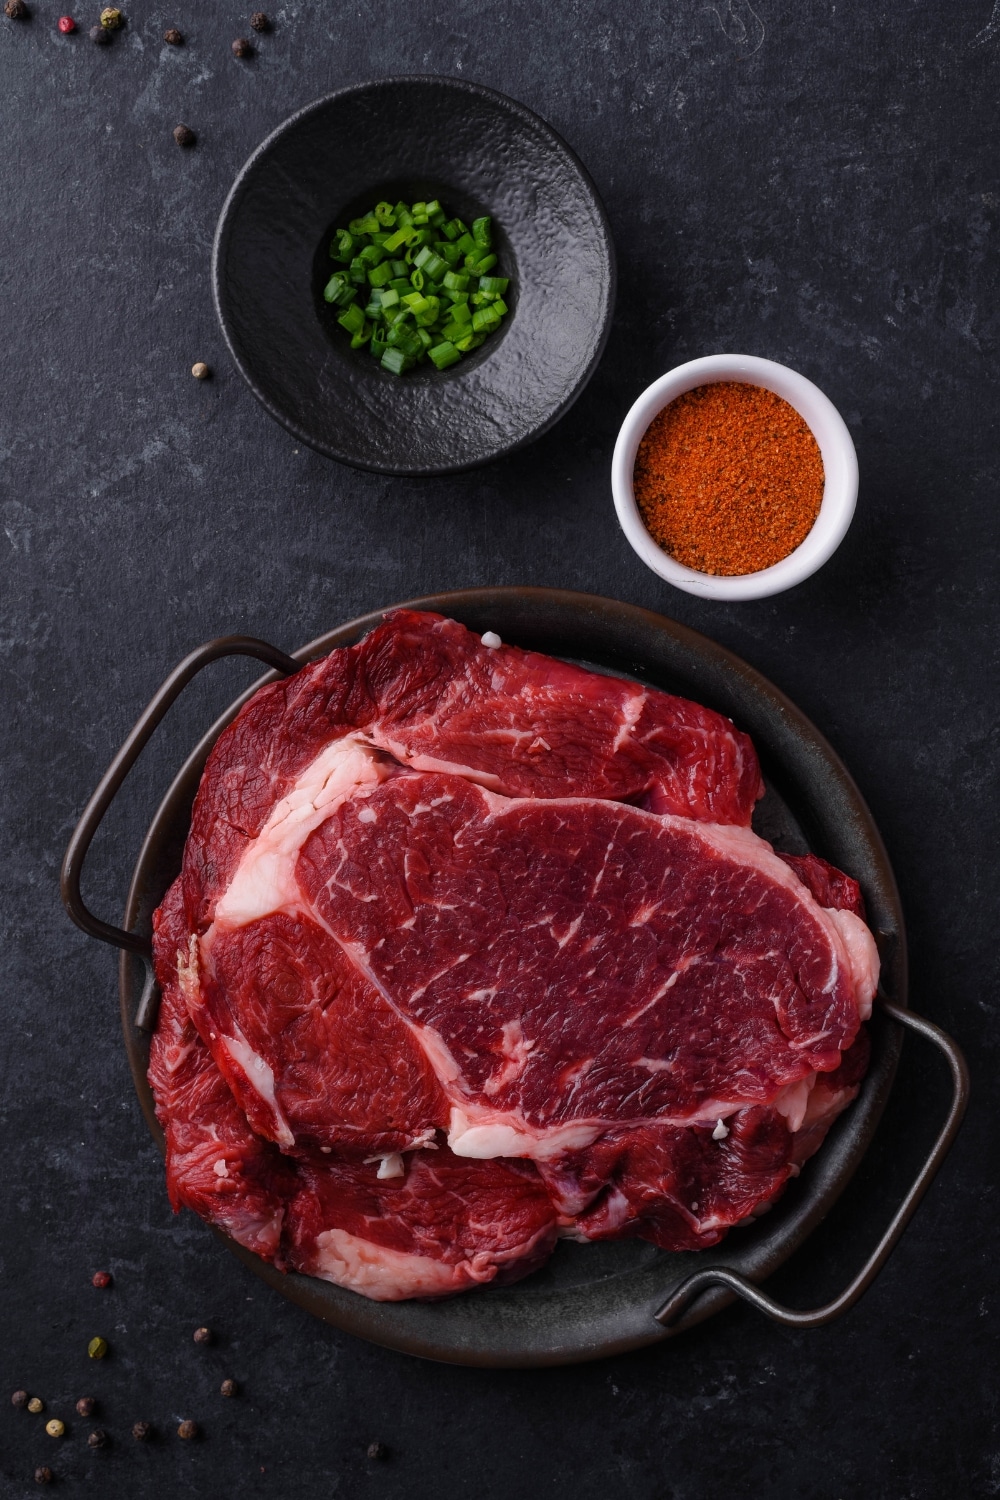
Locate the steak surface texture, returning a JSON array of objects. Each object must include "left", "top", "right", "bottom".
[{"left": 149, "top": 611, "right": 878, "bottom": 1299}]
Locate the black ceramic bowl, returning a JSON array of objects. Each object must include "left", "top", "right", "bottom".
[{"left": 213, "top": 77, "right": 616, "bottom": 474}]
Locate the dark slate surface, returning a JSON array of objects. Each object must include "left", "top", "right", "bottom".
[{"left": 2, "top": 2, "right": 995, "bottom": 1495}]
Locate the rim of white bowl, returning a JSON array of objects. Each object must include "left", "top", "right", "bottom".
[{"left": 611, "top": 354, "right": 859, "bottom": 601}]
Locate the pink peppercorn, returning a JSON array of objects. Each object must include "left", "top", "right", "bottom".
[{"left": 58, "top": 15, "right": 75, "bottom": 31}]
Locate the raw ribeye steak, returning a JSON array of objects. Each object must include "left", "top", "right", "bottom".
[
  {"left": 150, "top": 610, "right": 879, "bottom": 1295},
  {"left": 151, "top": 882, "right": 558, "bottom": 1300}
]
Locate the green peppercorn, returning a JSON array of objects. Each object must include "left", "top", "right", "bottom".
[
  {"left": 100, "top": 6, "right": 122, "bottom": 26},
  {"left": 87, "top": 1337, "right": 109, "bottom": 1360}
]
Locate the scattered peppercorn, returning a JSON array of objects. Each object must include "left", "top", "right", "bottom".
[
  {"left": 34, "top": 1468, "right": 53, "bottom": 1486},
  {"left": 12, "top": 1390, "right": 29, "bottom": 1409},
  {"left": 163, "top": 25, "right": 182, "bottom": 43},
  {"left": 132, "top": 1420, "right": 152, "bottom": 1441},
  {"left": 4, "top": 0, "right": 28, "bottom": 18},
  {"left": 28, "top": 1397, "right": 45, "bottom": 1414},
  {"left": 249, "top": 10, "right": 269, "bottom": 30},
  {"left": 88, "top": 1428, "right": 108, "bottom": 1449},
  {"left": 191, "top": 362, "right": 210, "bottom": 379},
  {"left": 45, "top": 1419, "right": 65, "bottom": 1438},
  {"left": 173, "top": 124, "right": 196, "bottom": 148},
  {"left": 219, "top": 1378, "right": 237, "bottom": 1397},
  {"left": 91, "top": 1270, "right": 112, "bottom": 1289},
  {"left": 76, "top": 1397, "right": 96, "bottom": 1417},
  {"left": 89, "top": 23, "right": 109, "bottom": 42},
  {"left": 87, "top": 1337, "right": 109, "bottom": 1360},
  {"left": 99, "top": 6, "right": 122, "bottom": 26},
  {"left": 367, "top": 1441, "right": 389, "bottom": 1460},
  {"left": 193, "top": 1326, "right": 212, "bottom": 1345},
  {"left": 177, "top": 1419, "right": 199, "bottom": 1440},
  {"left": 231, "top": 35, "right": 251, "bottom": 56},
  {"left": 58, "top": 14, "right": 76, "bottom": 31}
]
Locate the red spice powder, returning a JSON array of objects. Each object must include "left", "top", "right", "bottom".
[{"left": 633, "top": 382, "right": 824, "bottom": 576}]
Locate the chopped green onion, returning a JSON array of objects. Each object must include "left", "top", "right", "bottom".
[
  {"left": 326, "top": 197, "right": 509, "bottom": 374},
  {"left": 330, "top": 228, "right": 355, "bottom": 261},
  {"left": 382, "top": 227, "right": 412, "bottom": 253},
  {"left": 338, "top": 302, "right": 366, "bottom": 334}
]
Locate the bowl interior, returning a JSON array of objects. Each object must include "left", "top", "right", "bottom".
[
  {"left": 120, "top": 589, "right": 904, "bottom": 1367},
  {"left": 214, "top": 78, "right": 615, "bottom": 474}
]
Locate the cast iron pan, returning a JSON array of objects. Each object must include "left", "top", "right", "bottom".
[
  {"left": 62, "top": 589, "right": 968, "bottom": 1367},
  {"left": 213, "top": 79, "right": 616, "bottom": 474}
]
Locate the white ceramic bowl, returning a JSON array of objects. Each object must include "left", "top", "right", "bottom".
[{"left": 611, "top": 354, "right": 859, "bottom": 601}]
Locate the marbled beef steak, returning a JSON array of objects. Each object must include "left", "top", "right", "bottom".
[{"left": 149, "top": 611, "right": 878, "bottom": 1300}]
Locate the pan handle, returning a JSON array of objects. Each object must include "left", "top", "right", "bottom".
[
  {"left": 60, "top": 636, "right": 300, "bottom": 960},
  {"left": 653, "top": 997, "right": 969, "bottom": 1331}
]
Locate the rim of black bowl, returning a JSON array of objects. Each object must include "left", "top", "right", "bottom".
[{"left": 212, "top": 75, "right": 617, "bottom": 475}]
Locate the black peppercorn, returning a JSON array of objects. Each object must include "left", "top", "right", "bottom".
[
  {"left": 132, "top": 1420, "right": 152, "bottom": 1441},
  {"left": 89, "top": 23, "right": 109, "bottom": 42},
  {"left": 231, "top": 35, "right": 251, "bottom": 56},
  {"left": 163, "top": 26, "right": 182, "bottom": 43},
  {"left": 4, "top": 0, "right": 28, "bottom": 18},
  {"left": 249, "top": 10, "right": 269, "bottom": 30},
  {"left": 34, "top": 1470, "right": 53, "bottom": 1487},
  {"left": 193, "top": 1326, "right": 212, "bottom": 1345},
  {"left": 76, "top": 1396, "right": 96, "bottom": 1417},
  {"left": 12, "top": 1390, "right": 28, "bottom": 1408},
  {"left": 92, "top": 1270, "right": 112, "bottom": 1289},
  {"left": 219, "top": 1378, "right": 237, "bottom": 1397},
  {"left": 173, "top": 124, "right": 196, "bottom": 148},
  {"left": 367, "top": 1441, "right": 389, "bottom": 1460},
  {"left": 88, "top": 1428, "right": 108, "bottom": 1450},
  {"left": 177, "top": 1419, "right": 199, "bottom": 1440}
]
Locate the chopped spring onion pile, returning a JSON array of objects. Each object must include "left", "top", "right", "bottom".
[{"left": 324, "top": 199, "right": 510, "bottom": 374}]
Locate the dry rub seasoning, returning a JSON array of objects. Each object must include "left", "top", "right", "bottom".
[{"left": 633, "top": 382, "right": 824, "bottom": 576}]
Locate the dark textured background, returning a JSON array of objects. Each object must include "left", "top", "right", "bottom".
[{"left": 2, "top": 2, "right": 997, "bottom": 1495}]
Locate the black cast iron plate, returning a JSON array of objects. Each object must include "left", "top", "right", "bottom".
[{"left": 119, "top": 588, "right": 904, "bottom": 1366}]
